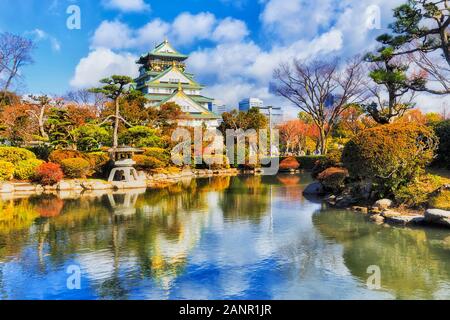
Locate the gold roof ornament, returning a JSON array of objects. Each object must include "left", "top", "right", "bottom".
[{"left": 178, "top": 80, "right": 182, "bottom": 92}]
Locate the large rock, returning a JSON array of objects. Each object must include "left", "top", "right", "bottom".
[
  {"left": 373, "top": 199, "right": 393, "bottom": 210},
  {"left": 57, "top": 181, "right": 71, "bottom": 191},
  {"left": 13, "top": 183, "right": 37, "bottom": 192},
  {"left": 303, "top": 182, "right": 325, "bottom": 195},
  {"left": 425, "top": 209, "right": 450, "bottom": 228},
  {"left": 384, "top": 215, "right": 425, "bottom": 226},
  {"left": 0, "top": 183, "right": 14, "bottom": 193},
  {"left": 334, "top": 194, "right": 357, "bottom": 208}
]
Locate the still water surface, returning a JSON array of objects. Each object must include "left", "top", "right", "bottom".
[{"left": 0, "top": 174, "right": 449, "bottom": 300}]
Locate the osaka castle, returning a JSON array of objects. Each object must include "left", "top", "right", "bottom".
[{"left": 135, "top": 39, "right": 221, "bottom": 128}]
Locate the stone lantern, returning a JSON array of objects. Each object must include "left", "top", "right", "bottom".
[{"left": 107, "top": 146, "right": 146, "bottom": 189}]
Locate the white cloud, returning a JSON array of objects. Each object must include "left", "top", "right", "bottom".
[
  {"left": 189, "top": 30, "right": 343, "bottom": 108},
  {"left": 91, "top": 21, "right": 134, "bottom": 50},
  {"left": 102, "top": 0, "right": 150, "bottom": 12},
  {"left": 135, "top": 19, "right": 171, "bottom": 48},
  {"left": 212, "top": 18, "right": 249, "bottom": 43},
  {"left": 74, "top": 1, "right": 446, "bottom": 115},
  {"left": 90, "top": 13, "right": 249, "bottom": 50},
  {"left": 261, "top": 0, "right": 339, "bottom": 42},
  {"left": 171, "top": 12, "right": 217, "bottom": 45},
  {"left": 28, "top": 29, "right": 61, "bottom": 52},
  {"left": 70, "top": 48, "right": 139, "bottom": 88}
]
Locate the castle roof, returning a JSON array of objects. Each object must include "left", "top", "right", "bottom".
[{"left": 137, "top": 40, "right": 188, "bottom": 64}]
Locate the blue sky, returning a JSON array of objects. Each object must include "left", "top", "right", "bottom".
[{"left": 0, "top": 0, "right": 446, "bottom": 114}]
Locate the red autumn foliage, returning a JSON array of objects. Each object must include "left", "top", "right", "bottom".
[
  {"left": 278, "top": 119, "right": 320, "bottom": 154},
  {"left": 35, "top": 162, "right": 64, "bottom": 186},
  {"left": 279, "top": 156, "right": 300, "bottom": 170},
  {"left": 36, "top": 197, "right": 64, "bottom": 217}
]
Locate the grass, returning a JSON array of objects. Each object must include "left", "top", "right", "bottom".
[{"left": 429, "top": 190, "right": 450, "bottom": 210}]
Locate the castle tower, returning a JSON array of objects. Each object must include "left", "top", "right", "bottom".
[{"left": 135, "top": 40, "right": 221, "bottom": 128}]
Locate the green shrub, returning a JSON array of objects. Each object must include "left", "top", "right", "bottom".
[
  {"left": 26, "top": 145, "right": 53, "bottom": 161},
  {"left": 317, "top": 167, "right": 349, "bottom": 192},
  {"left": 433, "top": 120, "right": 450, "bottom": 169},
  {"left": 143, "top": 147, "right": 170, "bottom": 166},
  {"left": 133, "top": 155, "right": 164, "bottom": 170},
  {"left": 312, "top": 149, "right": 343, "bottom": 178},
  {"left": 0, "top": 160, "right": 15, "bottom": 181},
  {"left": 296, "top": 155, "right": 326, "bottom": 170},
  {"left": 60, "top": 158, "right": 92, "bottom": 178},
  {"left": 343, "top": 123, "right": 438, "bottom": 197},
  {"left": 202, "top": 155, "right": 231, "bottom": 170},
  {"left": 395, "top": 174, "right": 449, "bottom": 208},
  {"left": 35, "top": 162, "right": 64, "bottom": 185},
  {"left": 0, "top": 147, "right": 36, "bottom": 165},
  {"left": 49, "top": 150, "right": 85, "bottom": 165},
  {"left": 72, "top": 124, "right": 111, "bottom": 152},
  {"left": 119, "top": 126, "right": 162, "bottom": 148},
  {"left": 14, "top": 159, "right": 44, "bottom": 181},
  {"left": 85, "top": 152, "right": 110, "bottom": 176}
]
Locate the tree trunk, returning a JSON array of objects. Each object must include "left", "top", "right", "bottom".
[
  {"left": 319, "top": 126, "right": 327, "bottom": 155},
  {"left": 38, "top": 106, "right": 48, "bottom": 139},
  {"left": 113, "top": 98, "right": 119, "bottom": 148}
]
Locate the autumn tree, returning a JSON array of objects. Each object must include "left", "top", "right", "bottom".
[
  {"left": 277, "top": 119, "right": 318, "bottom": 155},
  {"left": 147, "top": 102, "right": 182, "bottom": 132},
  {"left": 65, "top": 104, "right": 97, "bottom": 127},
  {"left": 273, "top": 57, "right": 367, "bottom": 154},
  {"left": 0, "top": 32, "right": 35, "bottom": 96},
  {"left": 219, "top": 107, "right": 268, "bottom": 134},
  {"left": 90, "top": 75, "right": 135, "bottom": 148},
  {"left": 0, "top": 102, "right": 38, "bottom": 145}
]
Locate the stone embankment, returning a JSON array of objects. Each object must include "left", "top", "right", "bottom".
[
  {"left": 0, "top": 168, "right": 239, "bottom": 195},
  {"left": 304, "top": 182, "right": 450, "bottom": 230}
]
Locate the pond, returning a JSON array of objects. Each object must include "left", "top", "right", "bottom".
[{"left": 0, "top": 173, "right": 449, "bottom": 300}]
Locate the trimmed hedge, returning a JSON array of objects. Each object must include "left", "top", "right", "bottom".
[
  {"left": 14, "top": 159, "right": 44, "bottom": 181},
  {"left": 198, "top": 155, "right": 231, "bottom": 170},
  {"left": 261, "top": 156, "right": 326, "bottom": 170},
  {"left": 35, "top": 162, "right": 64, "bottom": 186},
  {"left": 0, "top": 147, "right": 36, "bottom": 165},
  {"left": 279, "top": 156, "right": 300, "bottom": 171},
  {"left": 317, "top": 167, "right": 349, "bottom": 192},
  {"left": 342, "top": 122, "right": 437, "bottom": 196},
  {"left": 143, "top": 147, "right": 170, "bottom": 166},
  {"left": 60, "top": 158, "right": 92, "bottom": 178},
  {"left": 133, "top": 155, "right": 165, "bottom": 170},
  {"left": 296, "top": 156, "right": 326, "bottom": 170},
  {"left": 0, "top": 160, "right": 15, "bottom": 181},
  {"left": 85, "top": 152, "right": 110, "bottom": 177},
  {"left": 49, "top": 150, "right": 85, "bottom": 165}
]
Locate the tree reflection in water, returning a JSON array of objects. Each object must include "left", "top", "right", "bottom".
[
  {"left": 219, "top": 175, "right": 270, "bottom": 223},
  {"left": 0, "top": 176, "right": 268, "bottom": 299},
  {"left": 313, "top": 208, "right": 450, "bottom": 299},
  {"left": 0, "top": 175, "right": 449, "bottom": 299}
]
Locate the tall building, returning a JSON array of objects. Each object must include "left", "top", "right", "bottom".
[
  {"left": 210, "top": 100, "right": 228, "bottom": 115},
  {"left": 135, "top": 39, "right": 221, "bottom": 128},
  {"left": 238, "top": 98, "right": 283, "bottom": 125},
  {"left": 238, "top": 98, "right": 264, "bottom": 111}
]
